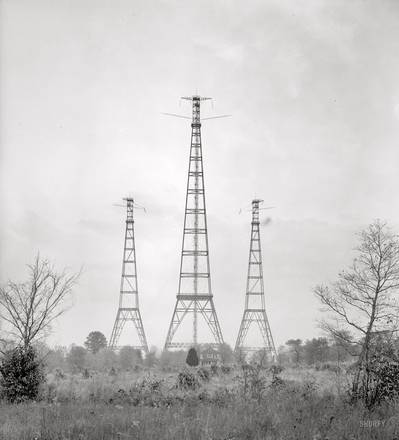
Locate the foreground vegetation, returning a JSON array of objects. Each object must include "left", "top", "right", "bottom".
[
  {"left": 1, "top": 365, "right": 398, "bottom": 439},
  {"left": 2, "top": 216, "right": 399, "bottom": 438}
]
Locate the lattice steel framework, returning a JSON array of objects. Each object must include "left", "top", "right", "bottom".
[
  {"left": 109, "top": 198, "right": 149, "bottom": 353},
  {"left": 164, "top": 95, "right": 224, "bottom": 349},
  {"left": 235, "top": 199, "right": 277, "bottom": 358}
]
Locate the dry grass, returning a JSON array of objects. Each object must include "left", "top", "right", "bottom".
[
  {"left": 0, "top": 367, "right": 398, "bottom": 439},
  {"left": 280, "top": 366, "right": 352, "bottom": 395}
]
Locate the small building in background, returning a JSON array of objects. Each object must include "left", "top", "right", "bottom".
[{"left": 200, "top": 346, "right": 221, "bottom": 367}]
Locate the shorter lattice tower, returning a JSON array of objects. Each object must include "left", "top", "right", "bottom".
[
  {"left": 235, "top": 199, "right": 277, "bottom": 358},
  {"left": 109, "top": 197, "right": 149, "bottom": 353}
]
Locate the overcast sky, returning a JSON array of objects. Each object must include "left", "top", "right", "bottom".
[{"left": 1, "top": 0, "right": 399, "bottom": 350}]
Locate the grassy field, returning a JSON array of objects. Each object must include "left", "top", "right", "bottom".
[{"left": 0, "top": 366, "right": 398, "bottom": 439}]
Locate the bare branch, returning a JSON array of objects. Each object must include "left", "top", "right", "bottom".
[
  {"left": 314, "top": 220, "right": 399, "bottom": 375},
  {"left": 0, "top": 255, "right": 80, "bottom": 348}
]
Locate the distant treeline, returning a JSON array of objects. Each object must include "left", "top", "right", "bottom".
[
  {"left": 41, "top": 342, "right": 235, "bottom": 373},
  {"left": 34, "top": 336, "right": 358, "bottom": 374},
  {"left": 278, "top": 337, "right": 357, "bottom": 366}
]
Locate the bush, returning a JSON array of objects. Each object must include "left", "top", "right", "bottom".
[
  {"left": 197, "top": 367, "right": 210, "bottom": 382},
  {"left": 186, "top": 348, "right": 199, "bottom": 367},
  {"left": 221, "top": 365, "right": 232, "bottom": 375},
  {"left": 211, "top": 386, "right": 235, "bottom": 407},
  {"left": 139, "top": 376, "right": 164, "bottom": 393},
  {"left": 67, "top": 346, "right": 87, "bottom": 372},
  {"left": 240, "top": 363, "right": 268, "bottom": 400},
  {"left": 0, "top": 345, "right": 45, "bottom": 402},
  {"left": 370, "top": 359, "right": 399, "bottom": 405},
  {"left": 301, "top": 380, "right": 318, "bottom": 400},
  {"left": 269, "top": 364, "right": 283, "bottom": 375},
  {"left": 119, "top": 346, "right": 143, "bottom": 370},
  {"left": 355, "top": 347, "right": 399, "bottom": 407},
  {"left": 55, "top": 368, "right": 65, "bottom": 380},
  {"left": 269, "top": 364, "right": 284, "bottom": 388},
  {"left": 210, "top": 364, "right": 219, "bottom": 376},
  {"left": 177, "top": 370, "right": 199, "bottom": 390},
  {"left": 108, "top": 376, "right": 166, "bottom": 407}
]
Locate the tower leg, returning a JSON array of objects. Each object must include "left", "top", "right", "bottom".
[
  {"left": 110, "top": 310, "right": 125, "bottom": 347},
  {"left": 235, "top": 310, "right": 252, "bottom": 351}
]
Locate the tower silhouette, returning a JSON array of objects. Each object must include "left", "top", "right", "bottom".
[
  {"left": 109, "top": 197, "right": 149, "bottom": 353},
  {"left": 164, "top": 95, "right": 224, "bottom": 349},
  {"left": 235, "top": 199, "right": 277, "bottom": 358}
]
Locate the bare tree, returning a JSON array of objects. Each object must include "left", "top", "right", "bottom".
[
  {"left": 0, "top": 255, "right": 80, "bottom": 349},
  {"left": 315, "top": 220, "right": 399, "bottom": 400}
]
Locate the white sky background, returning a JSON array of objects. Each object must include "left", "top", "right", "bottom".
[{"left": 1, "top": 0, "right": 399, "bottom": 349}]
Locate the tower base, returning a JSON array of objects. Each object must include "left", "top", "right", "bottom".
[
  {"left": 109, "top": 308, "right": 148, "bottom": 352},
  {"left": 235, "top": 309, "right": 276, "bottom": 358},
  {"left": 164, "top": 295, "right": 223, "bottom": 349}
]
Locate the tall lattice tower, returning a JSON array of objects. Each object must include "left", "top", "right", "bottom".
[
  {"left": 164, "top": 95, "right": 224, "bottom": 349},
  {"left": 109, "top": 197, "right": 149, "bottom": 353},
  {"left": 235, "top": 199, "right": 277, "bottom": 358}
]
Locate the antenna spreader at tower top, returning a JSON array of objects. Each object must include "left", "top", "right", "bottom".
[
  {"left": 235, "top": 199, "right": 277, "bottom": 359},
  {"left": 109, "top": 197, "right": 149, "bottom": 353},
  {"left": 164, "top": 95, "right": 224, "bottom": 349}
]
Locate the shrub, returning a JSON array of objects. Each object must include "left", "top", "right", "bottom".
[
  {"left": 355, "top": 348, "right": 399, "bottom": 407},
  {"left": 0, "top": 345, "right": 45, "bottom": 402},
  {"left": 197, "top": 367, "right": 210, "bottom": 382},
  {"left": 67, "top": 346, "right": 87, "bottom": 372},
  {"left": 186, "top": 348, "right": 199, "bottom": 367},
  {"left": 301, "top": 380, "right": 318, "bottom": 400},
  {"left": 139, "top": 376, "right": 164, "bottom": 393},
  {"left": 269, "top": 364, "right": 283, "bottom": 375},
  {"left": 240, "top": 363, "right": 267, "bottom": 400},
  {"left": 371, "top": 359, "right": 399, "bottom": 404},
  {"left": 210, "top": 364, "right": 219, "bottom": 376},
  {"left": 211, "top": 386, "right": 235, "bottom": 407},
  {"left": 119, "top": 346, "right": 143, "bottom": 370},
  {"left": 177, "top": 370, "right": 199, "bottom": 390},
  {"left": 221, "top": 365, "right": 232, "bottom": 375},
  {"left": 55, "top": 368, "right": 65, "bottom": 380},
  {"left": 271, "top": 375, "right": 284, "bottom": 388},
  {"left": 197, "top": 389, "right": 210, "bottom": 402},
  {"left": 269, "top": 364, "right": 284, "bottom": 388},
  {"left": 107, "top": 376, "right": 167, "bottom": 407}
]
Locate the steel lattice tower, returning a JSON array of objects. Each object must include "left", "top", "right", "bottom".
[
  {"left": 109, "top": 198, "right": 149, "bottom": 353},
  {"left": 164, "top": 95, "right": 224, "bottom": 349},
  {"left": 235, "top": 199, "right": 277, "bottom": 358}
]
